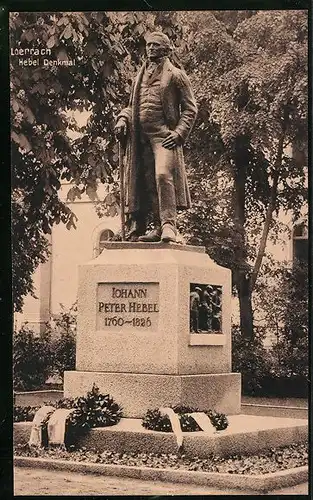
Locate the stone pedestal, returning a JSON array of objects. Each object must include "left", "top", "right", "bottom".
[{"left": 64, "top": 242, "right": 241, "bottom": 417}]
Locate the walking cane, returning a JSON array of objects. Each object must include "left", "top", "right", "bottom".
[{"left": 118, "top": 141, "right": 126, "bottom": 241}]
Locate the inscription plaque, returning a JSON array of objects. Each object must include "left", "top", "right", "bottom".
[{"left": 97, "top": 282, "right": 159, "bottom": 331}]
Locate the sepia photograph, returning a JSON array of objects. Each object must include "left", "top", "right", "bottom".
[{"left": 10, "top": 9, "right": 308, "bottom": 496}]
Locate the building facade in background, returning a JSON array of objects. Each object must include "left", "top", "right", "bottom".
[{"left": 14, "top": 182, "right": 120, "bottom": 332}]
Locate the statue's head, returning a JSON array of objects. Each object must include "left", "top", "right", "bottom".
[{"left": 145, "top": 31, "right": 172, "bottom": 61}]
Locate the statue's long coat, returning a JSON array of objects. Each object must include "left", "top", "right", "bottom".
[{"left": 117, "top": 58, "right": 198, "bottom": 215}]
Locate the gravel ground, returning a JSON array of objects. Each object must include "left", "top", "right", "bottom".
[
  {"left": 14, "top": 442, "right": 308, "bottom": 476},
  {"left": 13, "top": 466, "right": 309, "bottom": 496}
]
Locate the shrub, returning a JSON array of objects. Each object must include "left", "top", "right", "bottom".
[
  {"left": 13, "top": 405, "right": 40, "bottom": 422},
  {"left": 51, "top": 330, "right": 76, "bottom": 380},
  {"left": 282, "top": 260, "right": 308, "bottom": 347},
  {"left": 269, "top": 336, "right": 309, "bottom": 379},
  {"left": 13, "top": 304, "right": 77, "bottom": 391},
  {"left": 231, "top": 325, "right": 272, "bottom": 396},
  {"left": 13, "top": 326, "right": 54, "bottom": 391},
  {"left": 248, "top": 260, "right": 308, "bottom": 397},
  {"left": 49, "top": 303, "right": 77, "bottom": 380},
  {"left": 232, "top": 324, "right": 308, "bottom": 398},
  {"left": 142, "top": 405, "right": 228, "bottom": 432}
]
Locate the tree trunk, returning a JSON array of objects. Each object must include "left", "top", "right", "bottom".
[
  {"left": 232, "top": 122, "right": 286, "bottom": 338},
  {"left": 250, "top": 106, "right": 288, "bottom": 290},
  {"left": 237, "top": 275, "right": 254, "bottom": 341},
  {"left": 233, "top": 136, "right": 254, "bottom": 339},
  {"left": 250, "top": 138, "right": 283, "bottom": 290}
]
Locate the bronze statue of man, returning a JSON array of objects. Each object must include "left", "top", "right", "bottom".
[{"left": 115, "top": 31, "right": 198, "bottom": 243}]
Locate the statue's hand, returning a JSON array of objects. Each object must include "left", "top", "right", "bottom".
[
  {"left": 162, "top": 131, "right": 181, "bottom": 150},
  {"left": 114, "top": 118, "right": 128, "bottom": 143}
]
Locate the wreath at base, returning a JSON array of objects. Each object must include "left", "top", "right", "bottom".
[
  {"left": 15, "top": 384, "right": 123, "bottom": 449},
  {"left": 142, "top": 405, "right": 228, "bottom": 432}
]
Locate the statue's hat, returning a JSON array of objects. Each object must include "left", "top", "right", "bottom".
[{"left": 145, "top": 31, "right": 172, "bottom": 50}]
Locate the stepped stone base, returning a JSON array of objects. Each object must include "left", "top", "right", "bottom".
[
  {"left": 14, "top": 414, "right": 307, "bottom": 459},
  {"left": 64, "top": 371, "right": 241, "bottom": 418}
]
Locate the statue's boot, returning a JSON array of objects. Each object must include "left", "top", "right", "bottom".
[
  {"left": 126, "top": 218, "right": 146, "bottom": 242},
  {"left": 161, "top": 223, "right": 177, "bottom": 243},
  {"left": 138, "top": 226, "right": 162, "bottom": 242}
]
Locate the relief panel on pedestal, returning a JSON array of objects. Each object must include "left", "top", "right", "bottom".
[{"left": 189, "top": 283, "right": 226, "bottom": 346}]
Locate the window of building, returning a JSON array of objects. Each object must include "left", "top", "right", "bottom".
[
  {"left": 293, "top": 223, "right": 306, "bottom": 238},
  {"left": 293, "top": 223, "right": 308, "bottom": 265},
  {"left": 98, "top": 229, "right": 114, "bottom": 255}
]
